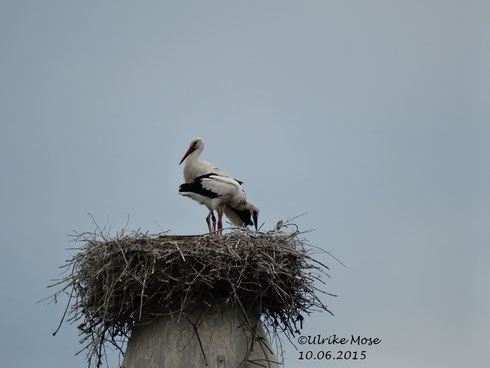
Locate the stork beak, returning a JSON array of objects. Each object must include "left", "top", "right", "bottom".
[
  {"left": 179, "top": 146, "right": 195, "bottom": 165},
  {"left": 253, "top": 213, "right": 258, "bottom": 231}
]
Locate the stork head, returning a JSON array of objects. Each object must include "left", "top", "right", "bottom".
[{"left": 179, "top": 137, "right": 204, "bottom": 165}]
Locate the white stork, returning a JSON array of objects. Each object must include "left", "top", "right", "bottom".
[
  {"left": 179, "top": 173, "right": 248, "bottom": 234},
  {"left": 178, "top": 137, "right": 260, "bottom": 234}
]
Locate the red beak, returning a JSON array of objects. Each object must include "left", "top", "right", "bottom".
[{"left": 179, "top": 146, "right": 195, "bottom": 165}]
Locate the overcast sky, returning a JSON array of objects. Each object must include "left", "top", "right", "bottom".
[{"left": 1, "top": 1, "right": 489, "bottom": 367}]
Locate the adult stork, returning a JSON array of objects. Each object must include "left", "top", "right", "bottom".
[
  {"left": 179, "top": 173, "right": 248, "bottom": 235},
  {"left": 178, "top": 137, "right": 259, "bottom": 234}
]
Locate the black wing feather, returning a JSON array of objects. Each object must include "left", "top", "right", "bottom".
[{"left": 179, "top": 173, "right": 220, "bottom": 198}]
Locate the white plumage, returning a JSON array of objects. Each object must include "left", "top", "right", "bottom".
[
  {"left": 178, "top": 137, "right": 259, "bottom": 234},
  {"left": 179, "top": 137, "right": 231, "bottom": 183},
  {"left": 179, "top": 174, "right": 247, "bottom": 234}
]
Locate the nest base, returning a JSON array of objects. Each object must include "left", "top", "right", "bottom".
[{"left": 122, "top": 304, "right": 280, "bottom": 368}]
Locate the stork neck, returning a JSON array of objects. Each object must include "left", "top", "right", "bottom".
[
  {"left": 184, "top": 147, "right": 201, "bottom": 166},
  {"left": 183, "top": 147, "right": 203, "bottom": 182}
]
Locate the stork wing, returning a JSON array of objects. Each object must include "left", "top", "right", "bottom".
[
  {"left": 197, "top": 162, "right": 243, "bottom": 185},
  {"left": 199, "top": 174, "right": 242, "bottom": 199}
]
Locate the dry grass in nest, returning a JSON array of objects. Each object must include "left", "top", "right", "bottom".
[{"left": 48, "top": 222, "right": 335, "bottom": 367}]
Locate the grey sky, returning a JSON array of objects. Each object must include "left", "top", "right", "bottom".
[{"left": 1, "top": 1, "right": 489, "bottom": 367}]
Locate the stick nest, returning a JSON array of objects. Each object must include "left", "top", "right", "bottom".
[{"left": 49, "top": 223, "right": 334, "bottom": 367}]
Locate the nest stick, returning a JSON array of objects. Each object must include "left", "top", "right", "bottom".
[{"left": 48, "top": 224, "right": 334, "bottom": 368}]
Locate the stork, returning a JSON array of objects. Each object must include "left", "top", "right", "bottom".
[
  {"left": 179, "top": 137, "right": 259, "bottom": 234},
  {"left": 179, "top": 173, "right": 248, "bottom": 235}
]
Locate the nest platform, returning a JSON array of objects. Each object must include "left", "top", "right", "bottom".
[{"left": 50, "top": 225, "right": 333, "bottom": 367}]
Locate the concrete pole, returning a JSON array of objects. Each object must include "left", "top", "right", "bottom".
[{"left": 122, "top": 305, "right": 281, "bottom": 368}]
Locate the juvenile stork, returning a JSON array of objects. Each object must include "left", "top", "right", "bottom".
[{"left": 179, "top": 173, "right": 247, "bottom": 235}]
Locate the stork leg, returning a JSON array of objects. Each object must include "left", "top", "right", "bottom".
[
  {"left": 206, "top": 211, "right": 213, "bottom": 234},
  {"left": 211, "top": 211, "right": 217, "bottom": 234},
  {"left": 217, "top": 207, "right": 223, "bottom": 235},
  {"left": 206, "top": 211, "right": 217, "bottom": 234}
]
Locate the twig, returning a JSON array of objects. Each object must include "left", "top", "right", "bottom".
[{"left": 46, "top": 222, "right": 336, "bottom": 368}]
